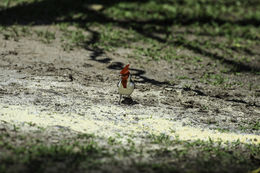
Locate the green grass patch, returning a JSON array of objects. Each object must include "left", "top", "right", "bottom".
[{"left": 1, "top": 130, "right": 259, "bottom": 173}]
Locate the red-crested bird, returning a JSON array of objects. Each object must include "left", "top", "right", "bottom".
[{"left": 118, "top": 64, "right": 135, "bottom": 104}]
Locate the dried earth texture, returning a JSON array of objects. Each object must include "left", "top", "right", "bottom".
[{"left": 0, "top": 0, "right": 260, "bottom": 173}]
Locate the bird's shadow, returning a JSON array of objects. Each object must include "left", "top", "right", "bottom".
[{"left": 121, "top": 97, "right": 138, "bottom": 105}]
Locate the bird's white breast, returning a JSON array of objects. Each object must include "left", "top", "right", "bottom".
[{"left": 118, "top": 80, "right": 134, "bottom": 96}]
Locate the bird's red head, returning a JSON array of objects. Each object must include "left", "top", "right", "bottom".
[{"left": 120, "top": 64, "right": 130, "bottom": 88}]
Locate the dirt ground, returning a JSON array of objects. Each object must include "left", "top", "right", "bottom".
[
  {"left": 0, "top": 30, "right": 260, "bottom": 145},
  {"left": 0, "top": 1, "right": 260, "bottom": 172}
]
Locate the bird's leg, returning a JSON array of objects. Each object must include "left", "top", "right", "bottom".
[{"left": 119, "top": 94, "right": 122, "bottom": 105}]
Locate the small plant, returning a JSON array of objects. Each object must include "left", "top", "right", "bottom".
[
  {"left": 77, "top": 133, "right": 94, "bottom": 139},
  {"left": 202, "top": 73, "right": 227, "bottom": 86},
  {"left": 26, "top": 122, "right": 36, "bottom": 127},
  {"left": 176, "top": 75, "right": 190, "bottom": 80},
  {"left": 149, "top": 133, "right": 172, "bottom": 146},
  {"left": 35, "top": 30, "right": 56, "bottom": 44},
  {"left": 12, "top": 124, "right": 19, "bottom": 132},
  {"left": 108, "top": 136, "right": 116, "bottom": 145}
]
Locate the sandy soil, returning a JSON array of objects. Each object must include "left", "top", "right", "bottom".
[{"left": 0, "top": 34, "right": 260, "bottom": 145}]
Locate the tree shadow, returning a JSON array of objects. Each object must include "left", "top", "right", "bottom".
[
  {"left": 107, "top": 62, "right": 170, "bottom": 85},
  {"left": 0, "top": 0, "right": 259, "bottom": 87}
]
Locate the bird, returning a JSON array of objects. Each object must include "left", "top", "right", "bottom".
[{"left": 117, "top": 64, "right": 135, "bottom": 104}]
